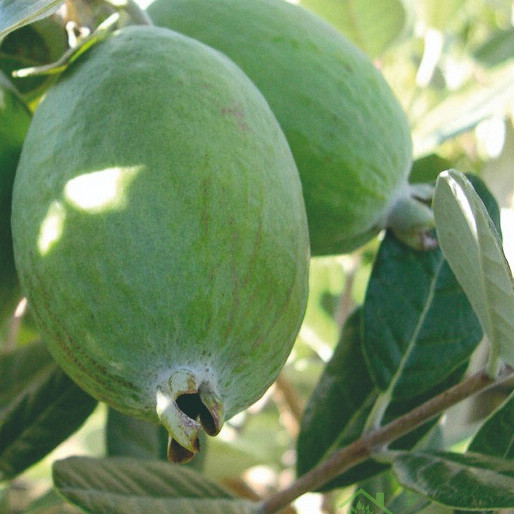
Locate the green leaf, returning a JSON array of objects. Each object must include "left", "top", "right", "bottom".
[
  {"left": 393, "top": 451, "right": 514, "bottom": 510},
  {"left": 410, "top": 154, "right": 452, "bottom": 185},
  {"left": 454, "top": 393, "right": 514, "bottom": 514},
  {"left": 0, "top": 341, "right": 97, "bottom": 481},
  {"left": 53, "top": 456, "right": 257, "bottom": 513},
  {"left": 296, "top": 309, "right": 467, "bottom": 490},
  {"left": 362, "top": 231, "right": 482, "bottom": 399},
  {"left": 299, "top": 0, "right": 406, "bottom": 57},
  {"left": 473, "top": 27, "right": 514, "bottom": 68},
  {"left": 464, "top": 174, "right": 502, "bottom": 237},
  {"left": 433, "top": 169, "right": 514, "bottom": 370},
  {"left": 467, "top": 391, "right": 514, "bottom": 459},
  {"left": 106, "top": 407, "right": 168, "bottom": 461},
  {"left": 0, "top": 0, "right": 64, "bottom": 41}
]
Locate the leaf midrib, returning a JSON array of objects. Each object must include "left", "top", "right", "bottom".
[{"left": 376, "top": 254, "right": 445, "bottom": 415}]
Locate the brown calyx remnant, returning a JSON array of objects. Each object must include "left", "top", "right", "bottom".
[{"left": 157, "top": 369, "right": 224, "bottom": 463}]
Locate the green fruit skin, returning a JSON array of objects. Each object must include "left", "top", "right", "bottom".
[
  {"left": 148, "top": 0, "right": 413, "bottom": 256},
  {"left": 0, "top": 73, "right": 31, "bottom": 327},
  {"left": 12, "top": 26, "right": 309, "bottom": 424}
]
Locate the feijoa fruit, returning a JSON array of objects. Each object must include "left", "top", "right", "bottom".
[{"left": 12, "top": 26, "right": 309, "bottom": 461}]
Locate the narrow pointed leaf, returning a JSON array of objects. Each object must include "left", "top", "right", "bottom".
[
  {"left": 433, "top": 169, "right": 514, "bottom": 368},
  {"left": 0, "top": 341, "right": 97, "bottom": 480},
  {"left": 393, "top": 451, "right": 514, "bottom": 510},
  {"left": 296, "top": 309, "right": 467, "bottom": 490},
  {"left": 53, "top": 456, "right": 257, "bottom": 513},
  {"left": 363, "top": 174, "right": 501, "bottom": 398},
  {"left": 0, "top": 0, "right": 64, "bottom": 41},
  {"left": 467, "top": 391, "right": 514, "bottom": 459}
]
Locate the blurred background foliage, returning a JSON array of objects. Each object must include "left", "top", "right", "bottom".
[{"left": 0, "top": 0, "right": 513, "bottom": 512}]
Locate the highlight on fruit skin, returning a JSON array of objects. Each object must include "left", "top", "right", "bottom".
[
  {"left": 12, "top": 25, "right": 310, "bottom": 462},
  {"left": 0, "top": 72, "right": 31, "bottom": 329},
  {"left": 148, "top": 0, "right": 435, "bottom": 255}
]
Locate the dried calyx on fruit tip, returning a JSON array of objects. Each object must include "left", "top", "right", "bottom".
[{"left": 156, "top": 370, "right": 224, "bottom": 463}]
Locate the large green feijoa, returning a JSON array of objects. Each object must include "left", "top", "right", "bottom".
[
  {"left": 0, "top": 72, "right": 31, "bottom": 330},
  {"left": 148, "top": 0, "right": 434, "bottom": 255},
  {"left": 12, "top": 25, "right": 309, "bottom": 462}
]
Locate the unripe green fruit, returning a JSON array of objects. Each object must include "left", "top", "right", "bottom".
[
  {"left": 148, "top": 0, "right": 434, "bottom": 255},
  {"left": 12, "top": 26, "right": 309, "bottom": 461},
  {"left": 0, "top": 73, "right": 31, "bottom": 328}
]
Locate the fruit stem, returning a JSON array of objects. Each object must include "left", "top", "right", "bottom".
[
  {"left": 156, "top": 369, "right": 224, "bottom": 463},
  {"left": 387, "top": 184, "right": 437, "bottom": 251}
]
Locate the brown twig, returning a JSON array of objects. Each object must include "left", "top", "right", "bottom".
[
  {"left": 258, "top": 367, "right": 513, "bottom": 513},
  {"left": 273, "top": 374, "right": 304, "bottom": 437}
]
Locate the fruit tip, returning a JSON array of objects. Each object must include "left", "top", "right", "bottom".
[{"left": 156, "top": 368, "right": 224, "bottom": 463}]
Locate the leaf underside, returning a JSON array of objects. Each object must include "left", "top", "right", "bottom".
[
  {"left": 53, "top": 456, "right": 257, "bottom": 514},
  {"left": 393, "top": 451, "right": 514, "bottom": 510},
  {"left": 433, "top": 170, "right": 514, "bottom": 368}
]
